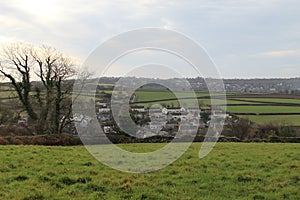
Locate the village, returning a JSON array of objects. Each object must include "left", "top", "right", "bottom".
[{"left": 74, "top": 100, "right": 229, "bottom": 139}]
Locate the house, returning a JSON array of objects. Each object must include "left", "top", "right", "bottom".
[
  {"left": 95, "top": 102, "right": 108, "bottom": 107},
  {"left": 98, "top": 113, "right": 110, "bottom": 121},
  {"left": 165, "top": 122, "right": 178, "bottom": 129},
  {"left": 99, "top": 108, "right": 110, "bottom": 113},
  {"left": 148, "top": 107, "right": 164, "bottom": 119},
  {"left": 103, "top": 126, "right": 113, "bottom": 134},
  {"left": 149, "top": 121, "right": 164, "bottom": 130},
  {"left": 131, "top": 106, "right": 146, "bottom": 113},
  {"left": 73, "top": 113, "right": 92, "bottom": 128},
  {"left": 162, "top": 107, "right": 185, "bottom": 115},
  {"left": 210, "top": 110, "right": 229, "bottom": 118},
  {"left": 149, "top": 112, "right": 165, "bottom": 119},
  {"left": 156, "top": 131, "right": 169, "bottom": 136},
  {"left": 179, "top": 125, "right": 198, "bottom": 133}
]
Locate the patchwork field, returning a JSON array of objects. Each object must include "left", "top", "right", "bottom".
[
  {"left": 234, "top": 98, "right": 300, "bottom": 104},
  {"left": 0, "top": 143, "right": 299, "bottom": 200},
  {"left": 133, "top": 90, "right": 300, "bottom": 126},
  {"left": 1, "top": 85, "right": 300, "bottom": 125},
  {"left": 240, "top": 115, "right": 300, "bottom": 126},
  {"left": 226, "top": 106, "right": 300, "bottom": 113}
]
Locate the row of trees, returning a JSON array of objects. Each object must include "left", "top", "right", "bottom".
[
  {"left": 0, "top": 43, "right": 81, "bottom": 134},
  {"left": 223, "top": 117, "right": 298, "bottom": 140}
]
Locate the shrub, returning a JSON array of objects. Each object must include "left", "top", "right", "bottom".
[
  {"left": 0, "top": 137, "right": 8, "bottom": 145},
  {"left": 0, "top": 125, "right": 32, "bottom": 136},
  {"left": 6, "top": 137, "right": 24, "bottom": 145},
  {"left": 0, "top": 135, "right": 82, "bottom": 145},
  {"left": 227, "top": 118, "right": 252, "bottom": 140},
  {"left": 255, "top": 121, "right": 298, "bottom": 139}
]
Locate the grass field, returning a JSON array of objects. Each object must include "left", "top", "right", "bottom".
[
  {"left": 238, "top": 115, "right": 300, "bottom": 126},
  {"left": 0, "top": 143, "right": 299, "bottom": 200},
  {"left": 233, "top": 98, "right": 300, "bottom": 104},
  {"left": 2, "top": 86, "right": 300, "bottom": 125},
  {"left": 133, "top": 90, "right": 300, "bottom": 125},
  {"left": 135, "top": 99, "right": 260, "bottom": 110},
  {"left": 134, "top": 91, "right": 250, "bottom": 108},
  {"left": 135, "top": 90, "right": 210, "bottom": 101},
  {"left": 226, "top": 106, "right": 300, "bottom": 113}
]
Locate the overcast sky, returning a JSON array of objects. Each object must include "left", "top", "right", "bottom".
[{"left": 1, "top": 0, "right": 300, "bottom": 78}]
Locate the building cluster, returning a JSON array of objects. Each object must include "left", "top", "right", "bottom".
[
  {"left": 95, "top": 102, "right": 203, "bottom": 138},
  {"left": 71, "top": 99, "right": 233, "bottom": 138}
]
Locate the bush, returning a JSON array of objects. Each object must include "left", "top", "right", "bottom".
[
  {"left": 227, "top": 118, "right": 252, "bottom": 140},
  {"left": 0, "top": 125, "right": 33, "bottom": 136},
  {"left": 0, "top": 137, "right": 8, "bottom": 145},
  {"left": 0, "top": 135, "right": 82, "bottom": 145},
  {"left": 255, "top": 121, "right": 298, "bottom": 139}
]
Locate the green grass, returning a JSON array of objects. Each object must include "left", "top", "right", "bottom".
[
  {"left": 134, "top": 91, "right": 247, "bottom": 108},
  {"left": 135, "top": 90, "right": 210, "bottom": 102},
  {"left": 1, "top": 87, "right": 300, "bottom": 126},
  {"left": 201, "top": 99, "right": 259, "bottom": 105},
  {"left": 226, "top": 106, "right": 300, "bottom": 113},
  {"left": 118, "top": 90, "right": 300, "bottom": 126},
  {"left": 135, "top": 90, "right": 178, "bottom": 101},
  {"left": 239, "top": 115, "right": 300, "bottom": 126},
  {"left": 0, "top": 91, "right": 16, "bottom": 98},
  {"left": 0, "top": 143, "right": 299, "bottom": 199},
  {"left": 234, "top": 98, "right": 300, "bottom": 104},
  {"left": 136, "top": 100, "right": 180, "bottom": 108},
  {"left": 0, "top": 85, "right": 13, "bottom": 91},
  {"left": 136, "top": 99, "right": 255, "bottom": 108}
]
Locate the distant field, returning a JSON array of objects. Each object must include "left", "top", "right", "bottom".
[
  {"left": 239, "top": 115, "right": 300, "bottom": 126},
  {"left": 135, "top": 90, "right": 210, "bottom": 101},
  {"left": 0, "top": 91, "right": 16, "bottom": 97},
  {"left": 2, "top": 85, "right": 300, "bottom": 126},
  {"left": 134, "top": 90, "right": 237, "bottom": 108},
  {"left": 0, "top": 143, "right": 299, "bottom": 199},
  {"left": 233, "top": 98, "right": 300, "bottom": 104},
  {"left": 135, "top": 99, "right": 256, "bottom": 108},
  {"left": 226, "top": 106, "right": 300, "bottom": 113},
  {"left": 133, "top": 90, "right": 300, "bottom": 125}
]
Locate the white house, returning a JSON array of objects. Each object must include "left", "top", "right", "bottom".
[
  {"left": 73, "top": 113, "right": 92, "bottom": 128},
  {"left": 99, "top": 108, "right": 110, "bottom": 113},
  {"left": 131, "top": 106, "right": 146, "bottom": 113},
  {"left": 96, "top": 102, "right": 107, "bottom": 107},
  {"left": 162, "top": 107, "right": 185, "bottom": 115},
  {"left": 103, "top": 126, "right": 113, "bottom": 134}
]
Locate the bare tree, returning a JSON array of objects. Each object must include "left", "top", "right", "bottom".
[
  {"left": 52, "top": 56, "right": 76, "bottom": 134},
  {"left": 0, "top": 43, "right": 37, "bottom": 120},
  {"left": 31, "top": 46, "right": 59, "bottom": 132},
  {"left": 0, "top": 43, "right": 80, "bottom": 134},
  {"left": 32, "top": 46, "right": 77, "bottom": 134}
]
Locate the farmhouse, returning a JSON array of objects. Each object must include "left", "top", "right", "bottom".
[
  {"left": 72, "top": 113, "right": 92, "bottom": 128},
  {"left": 103, "top": 126, "right": 114, "bottom": 134},
  {"left": 131, "top": 106, "right": 146, "bottom": 113},
  {"left": 162, "top": 107, "right": 185, "bottom": 115},
  {"left": 99, "top": 108, "right": 110, "bottom": 113},
  {"left": 95, "top": 101, "right": 108, "bottom": 107}
]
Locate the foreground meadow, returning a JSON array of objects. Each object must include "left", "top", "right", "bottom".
[{"left": 0, "top": 143, "right": 299, "bottom": 200}]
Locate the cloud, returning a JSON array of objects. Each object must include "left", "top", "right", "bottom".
[
  {"left": 258, "top": 50, "right": 300, "bottom": 57},
  {"left": 161, "top": 18, "right": 176, "bottom": 30},
  {"left": 0, "top": 0, "right": 300, "bottom": 78}
]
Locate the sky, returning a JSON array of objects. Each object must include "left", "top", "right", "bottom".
[{"left": 0, "top": 0, "right": 300, "bottom": 78}]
